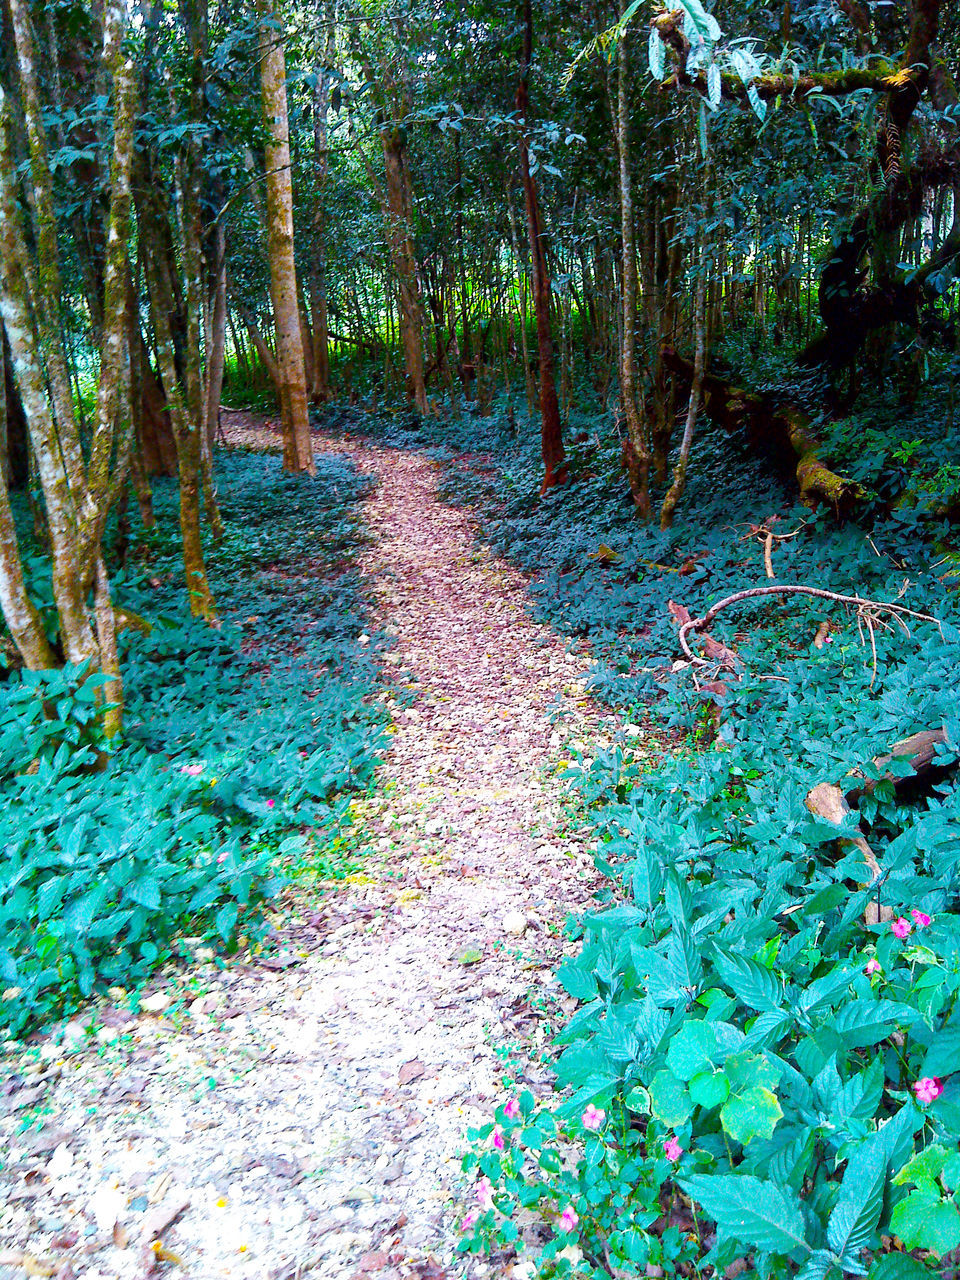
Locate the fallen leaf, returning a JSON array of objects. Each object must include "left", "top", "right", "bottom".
[
  {"left": 141, "top": 1193, "right": 189, "bottom": 1242},
  {"left": 398, "top": 1060, "right": 425, "bottom": 1086}
]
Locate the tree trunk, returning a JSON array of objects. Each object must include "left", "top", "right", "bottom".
[
  {"left": 204, "top": 220, "right": 228, "bottom": 453},
  {"left": 616, "top": 27, "right": 650, "bottom": 519},
  {"left": 380, "top": 130, "right": 428, "bottom": 414},
  {"left": 256, "top": 0, "right": 315, "bottom": 474},
  {"left": 516, "top": 0, "right": 565, "bottom": 493},
  {"left": 0, "top": 330, "right": 56, "bottom": 668},
  {"left": 660, "top": 240, "right": 708, "bottom": 529}
]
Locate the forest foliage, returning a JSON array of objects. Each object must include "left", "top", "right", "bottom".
[{"left": 0, "top": 0, "right": 959, "bottom": 1274}]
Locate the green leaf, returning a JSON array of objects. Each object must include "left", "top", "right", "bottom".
[
  {"left": 769, "top": 1129, "right": 816, "bottom": 1192},
  {"left": 920, "top": 1012, "right": 960, "bottom": 1077},
  {"left": 666, "top": 1020, "right": 717, "bottom": 1081},
  {"left": 649, "top": 1069, "right": 693, "bottom": 1127},
  {"left": 712, "top": 947, "right": 784, "bottom": 1013},
  {"left": 893, "top": 1145, "right": 948, "bottom": 1187},
  {"left": 689, "top": 1068, "right": 729, "bottom": 1110},
  {"left": 827, "top": 1140, "right": 886, "bottom": 1258},
  {"left": 796, "top": 1249, "right": 840, "bottom": 1280},
  {"left": 868, "top": 1252, "right": 936, "bottom": 1280},
  {"left": 720, "top": 1086, "right": 783, "bottom": 1144},
  {"left": 829, "top": 999, "right": 910, "bottom": 1049},
  {"left": 648, "top": 27, "right": 665, "bottom": 80},
  {"left": 890, "top": 1193, "right": 960, "bottom": 1256},
  {"left": 681, "top": 1173, "right": 810, "bottom": 1254},
  {"left": 126, "top": 877, "right": 161, "bottom": 910},
  {"left": 556, "top": 960, "right": 598, "bottom": 1000}
]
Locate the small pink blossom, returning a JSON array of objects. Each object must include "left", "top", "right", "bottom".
[
  {"left": 663, "top": 1136, "right": 683, "bottom": 1162},
  {"left": 581, "top": 1104, "right": 606, "bottom": 1131},
  {"left": 180, "top": 763, "right": 203, "bottom": 776},
  {"left": 491, "top": 1127, "right": 505, "bottom": 1151},
  {"left": 864, "top": 958, "right": 882, "bottom": 975},
  {"left": 266, "top": 799, "right": 275, "bottom": 809},
  {"left": 217, "top": 852, "right": 228, "bottom": 864},
  {"left": 910, "top": 908, "right": 931, "bottom": 928},
  {"left": 891, "top": 917, "right": 913, "bottom": 940},
  {"left": 558, "top": 1205, "right": 579, "bottom": 1233},
  {"left": 461, "top": 1207, "right": 480, "bottom": 1232},
  {"left": 475, "top": 1177, "right": 494, "bottom": 1211},
  {"left": 913, "top": 1077, "right": 944, "bottom": 1105},
  {"left": 503, "top": 1096, "right": 521, "bottom": 1121}
]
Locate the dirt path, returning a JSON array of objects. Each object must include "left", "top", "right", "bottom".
[{"left": 0, "top": 426, "right": 607, "bottom": 1280}]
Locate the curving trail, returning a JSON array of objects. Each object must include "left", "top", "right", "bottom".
[{"left": 0, "top": 423, "right": 606, "bottom": 1280}]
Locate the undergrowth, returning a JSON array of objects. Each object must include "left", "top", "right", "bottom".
[
  {"left": 0, "top": 450, "right": 387, "bottom": 1038},
  {"left": 331, "top": 395, "right": 960, "bottom": 1278}
]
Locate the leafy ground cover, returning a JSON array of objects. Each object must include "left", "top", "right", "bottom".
[
  {"left": 343, "top": 398, "right": 960, "bottom": 1277},
  {"left": 0, "top": 449, "right": 387, "bottom": 1039}
]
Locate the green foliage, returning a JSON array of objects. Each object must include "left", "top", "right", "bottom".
[
  {"left": 0, "top": 451, "right": 387, "bottom": 1036},
  {"left": 408, "top": 392, "right": 960, "bottom": 1277},
  {"left": 460, "top": 1091, "right": 701, "bottom": 1279}
]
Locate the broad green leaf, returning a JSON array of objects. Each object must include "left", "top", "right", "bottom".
[
  {"left": 712, "top": 947, "right": 784, "bottom": 1013},
  {"left": 826, "top": 1140, "right": 886, "bottom": 1257},
  {"left": 890, "top": 1193, "right": 960, "bottom": 1256},
  {"left": 666, "top": 1020, "right": 716, "bottom": 1081},
  {"left": 689, "top": 1069, "right": 729, "bottom": 1110},
  {"left": 649, "top": 1069, "right": 693, "bottom": 1127},
  {"left": 868, "top": 1253, "right": 935, "bottom": 1280},
  {"left": 720, "top": 1086, "right": 783, "bottom": 1144},
  {"left": 681, "top": 1173, "right": 809, "bottom": 1254}
]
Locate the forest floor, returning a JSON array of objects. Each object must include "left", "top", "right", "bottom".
[{"left": 0, "top": 416, "right": 616, "bottom": 1280}]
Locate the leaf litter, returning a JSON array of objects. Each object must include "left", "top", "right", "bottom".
[{"left": 0, "top": 420, "right": 615, "bottom": 1280}]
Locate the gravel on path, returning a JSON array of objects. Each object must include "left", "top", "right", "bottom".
[{"left": 0, "top": 424, "right": 608, "bottom": 1280}]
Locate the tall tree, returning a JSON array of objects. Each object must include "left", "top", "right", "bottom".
[
  {"left": 515, "top": 0, "right": 566, "bottom": 493},
  {"left": 256, "top": 0, "right": 316, "bottom": 475}
]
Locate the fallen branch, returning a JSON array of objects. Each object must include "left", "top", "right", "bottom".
[
  {"left": 805, "top": 727, "right": 953, "bottom": 925},
  {"left": 661, "top": 348, "right": 860, "bottom": 511},
  {"left": 677, "top": 584, "right": 942, "bottom": 677}
]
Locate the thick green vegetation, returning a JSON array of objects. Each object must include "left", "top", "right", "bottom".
[
  {"left": 0, "top": 451, "right": 386, "bottom": 1037},
  {"left": 354, "top": 390, "right": 960, "bottom": 1277}
]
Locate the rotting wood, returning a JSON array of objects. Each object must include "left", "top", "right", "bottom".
[
  {"left": 805, "top": 728, "right": 953, "bottom": 924},
  {"left": 661, "top": 347, "right": 860, "bottom": 511}
]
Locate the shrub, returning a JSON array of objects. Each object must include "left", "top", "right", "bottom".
[{"left": 0, "top": 450, "right": 387, "bottom": 1036}]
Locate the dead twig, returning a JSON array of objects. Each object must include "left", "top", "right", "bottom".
[{"left": 677, "top": 584, "right": 942, "bottom": 668}]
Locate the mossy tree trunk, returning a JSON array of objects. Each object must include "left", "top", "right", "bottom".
[{"left": 615, "top": 26, "right": 650, "bottom": 519}]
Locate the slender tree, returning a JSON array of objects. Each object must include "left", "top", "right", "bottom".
[{"left": 256, "top": 0, "right": 316, "bottom": 474}]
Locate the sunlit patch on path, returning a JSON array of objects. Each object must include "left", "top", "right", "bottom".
[{"left": 0, "top": 421, "right": 608, "bottom": 1280}]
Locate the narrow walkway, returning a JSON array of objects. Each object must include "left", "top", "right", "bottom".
[{"left": 0, "top": 427, "right": 605, "bottom": 1280}]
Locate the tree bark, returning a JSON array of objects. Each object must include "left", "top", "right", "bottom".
[
  {"left": 256, "top": 0, "right": 315, "bottom": 474},
  {"left": 0, "top": 330, "right": 56, "bottom": 668},
  {"left": 660, "top": 238, "right": 708, "bottom": 529},
  {"left": 615, "top": 27, "right": 650, "bottom": 519},
  {"left": 516, "top": 0, "right": 565, "bottom": 494}
]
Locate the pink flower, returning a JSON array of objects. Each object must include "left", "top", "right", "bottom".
[
  {"left": 581, "top": 1104, "right": 606, "bottom": 1131},
  {"left": 266, "top": 799, "right": 275, "bottom": 809},
  {"left": 913, "top": 1077, "right": 943, "bottom": 1105},
  {"left": 475, "top": 1177, "right": 494, "bottom": 1211},
  {"left": 558, "top": 1205, "right": 579, "bottom": 1233},
  {"left": 461, "top": 1207, "right": 480, "bottom": 1232},
  {"left": 910, "top": 908, "right": 931, "bottom": 928},
  {"left": 180, "top": 763, "right": 203, "bottom": 776},
  {"left": 491, "top": 1127, "right": 505, "bottom": 1151},
  {"left": 663, "top": 1136, "right": 683, "bottom": 1162},
  {"left": 864, "top": 958, "right": 882, "bottom": 975},
  {"left": 503, "top": 1096, "right": 521, "bottom": 1121},
  {"left": 891, "top": 917, "right": 913, "bottom": 940},
  {"left": 217, "top": 852, "right": 228, "bottom": 864}
]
